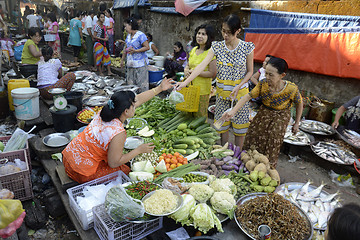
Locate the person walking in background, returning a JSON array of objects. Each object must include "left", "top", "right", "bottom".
[
  {"left": 93, "top": 12, "right": 113, "bottom": 76},
  {"left": 120, "top": 17, "right": 150, "bottom": 92},
  {"left": 145, "top": 33, "right": 159, "bottom": 59},
  {"left": 68, "top": 11, "right": 83, "bottom": 64},
  {"left": 46, "top": 12, "right": 61, "bottom": 59},
  {"left": 176, "top": 14, "right": 254, "bottom": 149},
  {"left": 184, "top": 24, "right": 217, "bottom": 118},
  {"left": 83, "top": 10, "right": 95, "bottom": 68},
  {"left": 104, "top": 9, "right": 114, "bottom": 55},
  {"left": 27, "top": 10, "right": 39, "bottom": 28}
]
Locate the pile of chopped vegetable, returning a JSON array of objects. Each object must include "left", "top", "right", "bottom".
[
  {"left": 125, "top": 181, "right": 160, "bottom": 200},
  {"left": 236, "top": 193, "right": 311, "bottom": 239}
]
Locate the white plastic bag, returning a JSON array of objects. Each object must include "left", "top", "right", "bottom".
[
  {"left": 329, "top": 170, "right": 355, "bottom": 188},
  {"left": 168, "top": 90, "right": 184, "bottom": 105},
  {"left": 3, "top": 126, "right": 36, "bottom": 152}
]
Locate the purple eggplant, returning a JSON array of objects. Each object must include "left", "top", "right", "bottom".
[
  {"left": 233, "top": 160, "right": 242, "bottom": 166},
  {"left": 228, "top": 142, "right": 234, "bottom": 151},
  {"left": 234, "top": 146, "right": 241, "bottom": 158},
  {"left": 223, "top": 156, "right": 232, "bottom": 163},
  {"left": 223, "top": 170, "right": 231, "bottom": 176},
  {"left": 239, "top": 162, "right": 245, "bottom": 170},
  {"left": 222, "top": 164, "right": 235, "bottom": 171},
  {"left": 230, "top": 163, "right": 239, "bottom": 172}
]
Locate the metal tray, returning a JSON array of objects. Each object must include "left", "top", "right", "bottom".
[
  {"left": 43, "top": 133, "right": 71, "bottom": 147},
  {"left": 83, "top": 96, "right": 109, "bottom": 107},
  {"left": 310, "top": 141, "right": 357, "bottom": 165},
  {"left": 284, "top": 127, "right": 315, "bottom": 146},
  {"left": 275, "top": 182, "right": 342, "bottom": 231},
  {"left": 142, "top": 190, "right": 183, "bottom": 217},
  {"left": 335, "top": 128, "right": 360, "bottom": 150},
  {"left": 234, "top": 192, "right": 313, "bottom": 240},
  {"left": 124, "top": 136, "right": 144, "bottom": 149},
  {"left": 48, "top": 88, "right": 66, "bottom": 95},
  {"left": 300, "top": 120, "right": 335, "bottom": 136}
]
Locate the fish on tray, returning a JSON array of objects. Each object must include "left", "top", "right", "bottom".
[
  {"left": 343, "top": 129, "right": 360, "bottom": 147},
  {"left": 276, "top": 181, "right": 341, "bottom": 230},
  {"left": 284, "top": 126, "right": 311, "bottom": 144},
  {"left": 312, "top": 142, "right": 357, "bottom": 165},
  {"left": 301, "top": 121, "right": 333, "bottom": 134}
]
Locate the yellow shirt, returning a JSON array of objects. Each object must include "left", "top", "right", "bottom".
[
  {"left": 188, "top": 47, "right": 215, "bottom": 95},
  {"left": 249, "top": 79, "right": 302, "bottom": 110},
  {"left": 21, "top": 39, "right": 40, "bottom": 65}
]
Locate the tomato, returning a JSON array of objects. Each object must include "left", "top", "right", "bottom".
[
  {"left": 170, "top": 164, "right": 177, "bottom": 169},
  {"left": 174, "top": 152, "right": 180, "bottom": 157},
  {"left": 183, "top": 160, "right": 188, "bottom": 165},
  {"left": 177, "top": 163, "right": 182, "bottom": 167},
  {"left": 165, "top": 158, "right": 171, "bottom": 163},
  {"left": 159, "top": 156, "right": 164, "bottom": 161},
  {"left": 171, "top": 158, "right": 177, "bottom": 164},
  {"left": 162, "top": 153, "right": 167, "bottom": 157},
  {"left": 166, "top": 163, "right": 170, "bottom": 169},
  {"left": 167, "top": 154, "right": 173, "bottom": 159}
]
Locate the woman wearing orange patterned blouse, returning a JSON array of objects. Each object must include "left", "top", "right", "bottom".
[
  {"left": 62, "top": 78, "right": 174, "bottom": 183},
  {"left": 222, "top": 57, "right": 303, "bottom": 167}
]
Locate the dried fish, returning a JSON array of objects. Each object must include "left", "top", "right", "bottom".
[{"left": 236, "top": 193, "right": 311, "bottom": 239}]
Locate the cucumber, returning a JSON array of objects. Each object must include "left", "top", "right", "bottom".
[
  {"left": 188, "top": 145, "right": 197, "bottom": 150},
  {"left": 165, "top": 116, "right": 189, "bottom": 131},
  {"left": 198, "top": 127, "right": 217, "bottom": 135},
  {"left": 189, "top": 116, "right": 206, "bottom": 129},
  {"left": 174, "top": 149, "right": 187, "bottom": 155},
  {"left": 175, "top": 139, "right": 195, "bottom": 146},
  {"left": 173, "top": 144, "right": 188, "bottom": 149},
  {"left": 185, "top": 149, "right": 194, "bottom": 155},
  {"left": 196, "top": 132, "right": 218, "bottom": 139},
  {"left": 159, "top": 112, "right": 183, "bottom": 128},
  {"left": 195, "top": 144, "right": 201, "bottom": 148},
  {"left": 195, "top": 123, "right": 210, "bottom": 133},
  {"left": 186, "top": 136, "right": 200, "bottom": 143},
  {"left": 186, "top": 129, "right": 197, "bottom": 136},
  {"left": 203, "top": 138, "right": 216, "bottom": 145}
]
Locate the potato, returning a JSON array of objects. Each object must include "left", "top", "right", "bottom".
[
  {"left": 268, "top": 168, "right": 280, "bottom": 183},
  {"left": 245, "top": 160, "right": 256, "bottom": 172},
  {"left": 254, "top": 154, "right": 269, "bottom": 165},
  {"left": 254, "top": 163, "right": 267, "bottom": 173},
  {"left": 241, "top": 153, "right": 251, "bottom": 163}
]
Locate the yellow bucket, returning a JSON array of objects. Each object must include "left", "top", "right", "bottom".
[{"left": 8, "top": 79, "right": 30, "bottom": 111}]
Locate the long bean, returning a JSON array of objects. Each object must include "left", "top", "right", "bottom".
[{"left": 153, "top": 163, "right": 200, "bottom": 184}]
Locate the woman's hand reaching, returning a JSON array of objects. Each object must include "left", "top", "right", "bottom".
[
  {"left": 160, "top": 78, "right": 176, "bottom": 91},
  {"left": 292, "top": 122, "right": 300, "bottom": 134},
  {"left": 137, "top": 143, "right": 155, "bottom": 154},
  {"left": 175, "top": 81, "right": 187, "bottom": 91}
]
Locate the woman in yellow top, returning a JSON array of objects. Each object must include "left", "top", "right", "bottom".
[
  {"left": 222, "top": 57, "right": 303, "bottom": 167},
  {"left": 20, "top": 27, "right": 42, "bottom": 78},
  {"left": 184, "top": 24, "right": 217, "bottom": 118}
]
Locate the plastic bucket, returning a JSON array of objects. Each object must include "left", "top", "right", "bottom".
[
  {"left": 11, "top": 87, "right": 40, "bottom": 120},
  {"left": 7, "top": 79, "right": 30, "bottom": 111},
  {"left": 64, "top": 91, "right": 83, "bottom": 113},
  {"left": 152, "top": 56, "right": 165, "bottom": 68},
  {"left": 148, "top": 69, "right": 165, "bottom": 83},
  {"left": 50, "top": 105, "right": 77, "bottom": 132}
]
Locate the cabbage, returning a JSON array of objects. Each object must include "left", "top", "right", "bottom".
[
  {"left": 131, "top": 161, "right": 147, "bottom": 172},
  {"left": 170, "top": 194, "right": 196, "bottom": 225},
  {"left": 155, "top": 160, "right": 167, "bottom": 173},
  {"left": 210, "top": 178, "right": 237, "bottom": 196},
  {"left": 210, "top": 192, "right": 236, "bottom": 218},
  {"left": 129, "top": 172, "right": 154, "bottom": 181},
  {"left": 143, "top": 160, "right": 155, "bottom": 173},
  {"left": 190, "top": 203, "right": 223, "bottom": 234}
]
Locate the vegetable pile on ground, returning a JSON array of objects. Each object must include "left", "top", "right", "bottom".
[{"left": 236, "top": 193, "right": 312, "bottom": 239}]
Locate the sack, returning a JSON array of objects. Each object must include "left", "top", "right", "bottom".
[
  {"left": 104, "top": 185, "right": 145, "bottom": 222},
  {"left": 14, "top": 45, "right": 24, "bottom": 61},
  {"left": 169, "top": 90, "right": 185, "bottom": 105}
]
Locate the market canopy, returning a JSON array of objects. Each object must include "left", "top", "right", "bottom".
[
  {"left": 244, "top": 9, "right": 360, "bottom": 79},
  {"left": 113, "top": 0, "right": 150, "bottom": 9},
  {"left": 150, "top": 4, "right": 218, "bottom": 15}
]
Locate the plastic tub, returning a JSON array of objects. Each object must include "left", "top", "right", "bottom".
[
  {"left": 64, "top": 91, "right": 83, "bottom": 113},
  {"left": 11, "top": 87, "right": 40, "bottom": 120},
  {"left": 148, "top": 69, "right": 165, "bottom": 83},
  {"left": 7, "top": 79, "right": 30, "bottom": 111},
  {"left": 152, "top": 56, "right": 165, "bottom": 68}
]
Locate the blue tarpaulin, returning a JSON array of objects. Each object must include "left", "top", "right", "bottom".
[
  {"left": 150, "top": 4, "right": 218, "bottom": 14},
  {"left": 113, "top": 0, "right": 150, "bottom": 9}
]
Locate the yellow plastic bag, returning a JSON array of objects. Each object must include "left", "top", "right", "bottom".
[{"left": 0, "top": 199, "right": 24, "bottom": 229}]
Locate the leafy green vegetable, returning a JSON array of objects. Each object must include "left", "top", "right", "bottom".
[
  {"left": 190, "top": 203, "right": 223, "bottom": 234},
  {"left": 170, "top": 194, "right": 196, "bottom": 225}
]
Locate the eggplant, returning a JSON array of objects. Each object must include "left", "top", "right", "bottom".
[
  {"left": 222, "top": 164, "right": 235, "bottom": 171},
  {"left": 234, "top": 146, "right": 241, "bottom": 158},
  {"left": 223, "top": 156, "right": 232, "bottom": 163},
  {"left": 233, "top": 160, "right": 242, "bottom": 166},
  {"left": 230, "top": 163, "right": 239, "bottom": 172},
  {"left": 223, "top": 170, "right": 231, "bottom": 175},
  {"left": 228, "top": 142, "right": 234, "bottom": 151},
  {"left": 239, "top": 162, "right": 245, "bottom": 170}
]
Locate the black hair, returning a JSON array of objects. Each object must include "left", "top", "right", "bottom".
[
  {"left": 173, "top": 41, "right": 185, "bottom": 59},
  {"left": 191, "top": 24, "right": 215, "bottom": 51},
  {"left": 41, "top": 45, "right": 53, "bottom": 62},
  {"left": 75, "top": 11, "right": 81, "bottom": 18},
  {"left": 266, "top": 54, "right": 274, "bottom": 58},
  {"left": 105, "top": 9, "right": 112, "bottom": 18},
  {"left": 89, "top": 10, "right": 95, "bottom": 16},
  {"left": 100, "top": 91, "right": 136, "bottom": 122},
  {"left": 125, "top": 17, "right": 139, "bottom": 30},
  {"left": 28, "top": 27, "right": 41, "bottom": 38},
  {"left": 81, "top": 11, "right": 87, "bottom": 16},
  {"left": 327, "top": 203, "right": 360, "bottom": 240},
  {"left": 223, "top": 14, "right": 242, "bottom": 35},
  {"left": 267, "top": 57, "right": 288, "bottom": 74},
  {"left": 146, "top": 33, "right": 152, "bottom": 42},
  {"left": 97, "top": 12, "right": 105, "bottom": 19},
  {"left": 47, "top": 12, "right": 57, "bottom": 22}
]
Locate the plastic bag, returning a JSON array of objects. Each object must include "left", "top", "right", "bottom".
[
  {"left": 104, "top": 185, "right": 145, "bottom": 222},
  {"left": 162, "top": 177, "right": 189, "bottom": 194},
  {"left": 168, "top": 90, "right": 184, "bottom": 105},
  {"left": 329, "top": 170, "right": 355, "bottom": 188},
  {"left": 3, "top": 127, "right": 35, "bottom": 152}
]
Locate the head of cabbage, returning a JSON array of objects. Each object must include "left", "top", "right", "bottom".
[
  {"left": 190, "top": 203, "right": 223, "bottom": 234},
  {"left": 170, "top": 194, "right": 196, "bottom": 226},
  {"left": 210, "top": 178, "right": 237, "bottom": 196}
]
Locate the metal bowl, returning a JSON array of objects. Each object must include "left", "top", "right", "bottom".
[
  {"left": 125, "top": 118, "right": 148, "bottom": 131},
  {"left": 43, "top": 133, "right": 71, "bottom": 148},
  {"left": 275, "top": 182, "right": 342, "bottom": 231},
  {"left": 124, "top": 136, "right": 144, "bottom": 149},
  {"left": 48, "top": 88, "right": 66, "bottom": 95},
  {"left": 142, "top": 190, "right": 183, "bottom": 217},
  {"left": 234, "top": 192, "right": 313, "bottom": 240}
]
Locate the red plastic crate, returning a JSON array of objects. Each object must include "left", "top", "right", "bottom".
[
  {"left": 0, "top": 150, "right": 33, "bottom": 201},
  {"left": 0, "top": 135, "right": 31, "bottom": 171}
]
